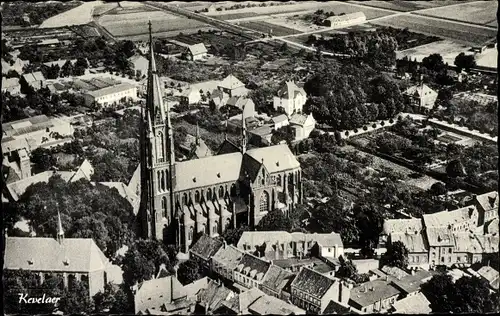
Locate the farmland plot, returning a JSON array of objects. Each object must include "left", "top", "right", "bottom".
[
  {"left": 418, "top": 1, "right": 498, "bottom": 27},
  {"left": 372, "top": 14, "right": 496, "bottom": 45},
  {"left": 240, "top": 21, "right": 302, "bottom": 36},
  {"left": 98, "top": 11, "right": 209, "bottom": 37},
  {"left": 207, "top": 1, "right": 393, "bottom": 20},
  {"left": 348, "top": 0, "right": 471, "bottom": 12}
]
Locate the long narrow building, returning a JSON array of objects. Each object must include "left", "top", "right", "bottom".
[{"left": 138, "top": 22, "right": 303, "bottom": 253}]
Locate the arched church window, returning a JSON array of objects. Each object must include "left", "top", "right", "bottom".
[
  {"left": 207, "top": 188, "right": 212, "bottom": 201},
  {"left": 182, "top": 193, "right": 188, "bottom": 205},
  {"left": 219, "top": 186, "right": 224, "bottom": 198},
  {"left": 161, "top": 171, "right": 165, "bottom": 191},
  {"left": 195, "top": 190, "right": 200, "bottom": 203},
  {"left": 157, "top": 171, "right": 161, "bottom": 192},
  {"left": 213, "top": 221, "right": 218, "bottom": 234},
  {"left": 156, "top": 131, "right": 164, "bottom": 162},
  {"left": 260, "top": 191, "right": 269, "bottom": 213},
  {"left": 277, "top": 175, "right": 282, "bottom": 186},
  {"left": 188, "top": 227, "right": 193, "bottom": 241},
  {"left": 165, "top": 170, "right": 169, "bottom": 190},
  {"left": 161, "top": 197, "right": 167, "bottom": 218}
]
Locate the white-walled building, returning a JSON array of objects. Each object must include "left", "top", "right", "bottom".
[
  {"left": 2, "top": 115, "right": 74, "bottom": 156},
  {"left": 273, "top": 81, "right": 307, "bottom": 116},
  {"left": 180, "top": 87, "right": 202, "bottom": 105},
  {"left": 290, "top": 113, "right": 316, "bottom": 141},
  {"left": 184, "top": 43, "right": 208, "bottom": 61},
  {"left": 83, "top": 83, "right": 137, "bottom": 107},
  {"left": 324, "top": 12, "right": 366, "bottom": 27}
]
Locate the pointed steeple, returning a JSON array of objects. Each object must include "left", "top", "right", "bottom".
[
  {"left": 195, "top": 122, "right": 200, "bottom": 146},
  {"left": 224, "top": 107, "right": 229, "bottom": 140},
  {"left": 241, "top": 108, "right": 247, "bottom": 154},
  {"left": 57, "top": 211, "right": 64, "bottom": 244}
]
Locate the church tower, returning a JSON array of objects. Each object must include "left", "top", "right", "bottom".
[{"left": 140, "top": 21, "right": 176, "bottom": 242}]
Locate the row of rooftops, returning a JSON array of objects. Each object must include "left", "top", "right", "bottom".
[
  {"left": 237, "top": 231, "right": 343, "bottom": 250},
  {"left": 383, "top": 191, "right": 499, "bottom": 253}
]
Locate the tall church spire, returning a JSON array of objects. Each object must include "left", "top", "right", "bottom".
[
  {"left": 57, "top": 211, "right": 64, "bottom": 244},
  {"left": 241, "top": 107, "right": 247, "bottom": 153}
]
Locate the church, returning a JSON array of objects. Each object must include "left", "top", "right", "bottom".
[{"left": 138, "top": 23, "right": 303, "bottom": 253}]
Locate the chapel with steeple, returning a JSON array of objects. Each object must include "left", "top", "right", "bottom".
[{"left": 139, "top": 23, "right": 304, "bottom": 253}]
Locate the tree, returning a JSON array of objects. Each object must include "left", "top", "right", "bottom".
[
  {"left": 257, "top": 210, "right": 293, "bottom": 231},
  {"left": 454, "top": 52, "right": 476, "bottom": 72},
  {"left": 380, "top": 241, "right": 409, "bottom": 269},
  {"left": 221, "top": 225, "right": 249, "bottom": 246},
  {"left": 336, "top": 256, "right": 358, "bottom": 279},
  {"left": 93, "top": 283, "right": 132, "bottom": 313},
  {"left": 58, "top": 279, "right": 95, "bottom": 314},
  {"left": 30, "top": 147, "right": 57, "bottom": 171},
  {"left": 422, "top": 53, "right": 446, "bottom": 73},
  {"left": 446, "top": 159, "right": 466, "bottom": 178},
  {"left": 271, "top": 125, "right": 295, "bottom": 146},
  {"left": 429, "top": 182, "right": 447, "bottom": 196},
  {"left": 177, "top": 259, "right": 203, "bottom": 285},
  {"left": 422, "top": 274, "right": 498, "bottom": 313},
  {"left": 122, "top": 239, "right": 177, "bottom": 286},
  {"left": 61, "top": 60, "right": 74, "bottom": 77}
]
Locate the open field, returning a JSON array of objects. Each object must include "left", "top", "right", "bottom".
[
  {"left": 213, "top": 12, "right": 259, "bottom": 20},
  {"left": 397, "top": 40, "right": 470, "bottom": 64},
  {"left": 98, "top": 10, "right": 209, "bottom": 37},
  {"left": 240, "top": 20, "right": 302, "bottom": 36},
  {"left": 93, "top": 3, "right": 119, "bottom": 16},
  {"left": 418, "top": 1, "right": 498, "bottom": 27},
  {"left": 348, "top": 0, "right": 475, "bottom": 12},
  {"left": 40, "top": 1, "right": 97, "bottom": 28},
  {"left": 372, "top": 14, "right": 496, "bottom": 46},
  {"left": 207, "top": 1, "right": 394, "bottom": 20}
]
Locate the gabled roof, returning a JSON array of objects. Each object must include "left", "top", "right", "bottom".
[
  {"left": 248, "top": 125, "right": 273, "bottom": 137},
  {"left": 2, "top": 77, "right": 20, "bottom": 89},
  {"left": 477, "top": 266, "right": 499, "bottom": 289},
  {"left": 218, "top": 74, "right": 245, "bottom": 90},
  {"left": 217, "top": 139, "right": 240, "bottom": 155},
  {"left": 422, "top": 206, "right": 477, "bottom": 228},
  {"left": 237, "top": 231, "right": 344, "bottom": 250},
  {"left": 246, "top": 144, "right": 300, "bottom": 173},
  {"left": 70, "top": 158, "right": 94, "bottom": 182},
  {"left": 403, "top": 84, "right": 436, "bottom": 98},
  {"left": 223, "top": 287, "right": 265, "bottom": 314},
  {"left": 240, "top": 153, "right": 263, "bottom": 182},
  {"left": 4, "top": 237, "right": 110, "bottom": 272},
  {"left": 174, "top": 152, "right": 243, "bottom": 191},
  {"left": 425, "top": 227, "right": 454, "bottom": 247},
  {"left": 248, "top": 294, "right": 305, "bottom": 315},
  {"left": 349, "top": 279, "right": 401, "bottom": 308},
  {"left": 290, "top": 267, "right": 337, "bottom": 298},
  {"left": 475, "top": 191, "right": 498, "bottom": 213},
  {"left": 325, "top": 11, "right": 366, "bottom": 23},
  {"left": 390, "top": 231, "right": 428, "bottom": 252},
  {"left": 260, "top": 265, "right": 294, "bottom": 293},
  {"left": 323, "top": 300, "right": 354, "bottom": 315},
  {"left": 276, "top": 81, "right": 306, "bottom": 100},
  {"left": 289, "top": 113, "right": 314, "bottom": 126},
  {"left": 197, "top": 280, "right": 235, "bottom": 311},
  {"left": 85, "top": 83, "right": 136, "bottom": 98},
  {"left": 190, "top": 235, "right": 224, "bottom": 261},
  {"left": 212, "top": 245, "right": 244, "bottom": 270},
  {"left": 271, "top": 114, "right": 288, "bottom": 124},
  {"left": 235, "top": 253, "right": 271, "bottom": 281},
  {"left": 453, "top": 233, "right": 498, "bottom": 253},
  {"left": 22, "top": 71, "right": 45, "bottom": 83},
  {"left": 391, "top": 292, "right": 431, "bottom": 314},
  {"left": 381, "top": 266, "right": 409, "bottom": 279},
  {"left": 383, "top": 218, "right": 423, "bottom": 235},
  {"left": 187, "top": 43, "right": 208, "bottom": 56}
]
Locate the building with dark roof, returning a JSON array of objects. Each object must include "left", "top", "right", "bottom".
[
  {"left": 273, "top": 81, "right": 307, "bottom": 116},
  {"left": 259, "top": 264, "right": 295, "bottom": 300},
  {"left": 234, "top": 253, "right": 271, "bottom": 291},
  {"left": 189, "top": 234, "right": 223, "bottom": 272},
  {"left": 195, "top": 279, "right": 236, "bottom": 314},
  {"left": 290, "top": 267, "right": 351, "bottom": 314},
  {"left": 211, "top": 244, "right": 244, "bottom": 282}
]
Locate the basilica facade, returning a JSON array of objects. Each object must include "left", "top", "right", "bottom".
[{"left": 139, "top": 25, "right": 303, "bottom": 253}]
